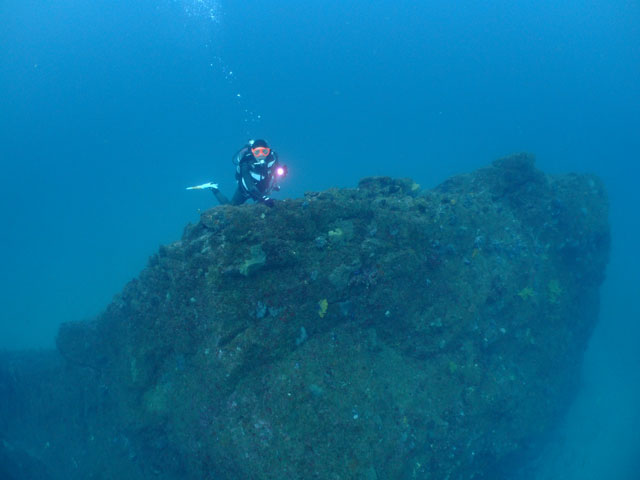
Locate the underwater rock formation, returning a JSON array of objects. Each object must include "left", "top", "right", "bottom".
[{"left": 0, "top": 154, "right": 609, "bottom": 479}]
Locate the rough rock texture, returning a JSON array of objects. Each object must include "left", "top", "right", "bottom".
[{"left": 0, "top": 154, "right": 609, "bottom": 479}]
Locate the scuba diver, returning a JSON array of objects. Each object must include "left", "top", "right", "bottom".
[{"left": 187, "top": 139, "right": 287, "bottom": 207}]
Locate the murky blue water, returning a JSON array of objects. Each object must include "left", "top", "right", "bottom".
[{"left": 1, "top": 0, "right": 638, "bottom": 477}]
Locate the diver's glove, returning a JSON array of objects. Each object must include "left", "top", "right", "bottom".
[{"left": 261, "top": 196, "right": 275, "bottom": 208}]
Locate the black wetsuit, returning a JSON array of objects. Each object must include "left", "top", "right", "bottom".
[{"left": 213, "top": 146, "right": 281, "bottom": 206}]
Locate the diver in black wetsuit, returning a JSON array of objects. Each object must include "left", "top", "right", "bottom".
[{"left": 212, "top": 139, "right": 287, "bottom": 207}]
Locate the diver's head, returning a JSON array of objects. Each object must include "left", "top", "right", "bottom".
[{"left": 250, "top": 139, "right": 271, "bottom": 160}]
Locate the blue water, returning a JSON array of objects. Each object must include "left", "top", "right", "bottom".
[{"left": 1, "top": 0, "right": 639, "bottom": 477}]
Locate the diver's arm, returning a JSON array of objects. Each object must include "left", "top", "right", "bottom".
[
  {"left": 239, "top": 161, "right": 263, "bottom": 200},
  {"left": 270, "top": 152, "right": 283, "bottom": 191},
  {"left": 240, "top": 162, "right": 273, "bottom": 206},
  {"left": 270, "top": 164, "right": 281, "bottom": 192}
]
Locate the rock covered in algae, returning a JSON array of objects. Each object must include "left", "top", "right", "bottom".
[{"left": 1, "top": 154, "right": 609, "bottom": 480}]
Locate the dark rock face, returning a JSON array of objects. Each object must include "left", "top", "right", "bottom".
[{"left": 1, "top": 154, "right": 609, "bottom": 479}]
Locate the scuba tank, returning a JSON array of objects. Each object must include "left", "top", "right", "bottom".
[{"left": 232, "top": 140, "right": 253, "bottom": 166}]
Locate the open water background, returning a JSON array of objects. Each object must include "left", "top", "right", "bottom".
[{"left": 1, "top": 0, "right": 638, "bottom": 477}]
